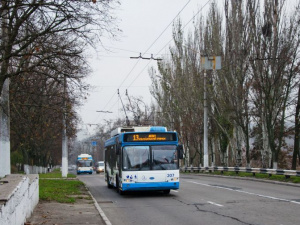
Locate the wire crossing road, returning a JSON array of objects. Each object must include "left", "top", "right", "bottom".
[{"left": 78, "top": 174, "right": 300, "bottom": 225}]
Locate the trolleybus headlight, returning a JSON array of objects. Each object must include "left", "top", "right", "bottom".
[{"left": 124, "top": 179, "right": 133, "bottom": 183}]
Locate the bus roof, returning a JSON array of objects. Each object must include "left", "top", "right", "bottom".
[
  {"left": 105, "top": 130, "right": 178, "bottom": 147},
  {"left": 110, "top": 126, "right": 167, "bottom": 137},
  {"left": 77, "top": 153, "right": 92, "bottom": 160}
]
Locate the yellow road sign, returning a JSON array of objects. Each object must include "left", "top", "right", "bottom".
[{"left": 201, "top": 56, "right": 221, "bottom": 70}]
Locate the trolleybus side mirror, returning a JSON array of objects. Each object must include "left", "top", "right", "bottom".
[{"left": 177, "top": 145, "right": 184, "bottom": 159}]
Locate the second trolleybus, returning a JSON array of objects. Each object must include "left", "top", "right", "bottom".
[
  {"left": 76, "top": 153, "right": 94, "bottom": 174},
  {"left": 104, "top": 126, "right": 183, "bottom": 194}
]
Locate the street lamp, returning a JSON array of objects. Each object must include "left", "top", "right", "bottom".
[{"left": 201, "top": 56, "right": 221, "bottom": 167}]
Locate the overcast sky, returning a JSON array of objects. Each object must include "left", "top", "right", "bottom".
[{"left": 77, "top": 0, "right": 214, "bottom": 139}]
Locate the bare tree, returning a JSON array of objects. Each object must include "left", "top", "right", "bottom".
[
  {"left": 150, "top": 0, "right": 300, "bottom": 169},
  {"left": 0, "top": 0, "right": 119, "bottom": 176},
  {"left": 9, "top": 33, "right": 88, "bottom": 167},
  {"left": 249, "top": 0, "right": 300, "bottom": 168},
  {"left": 150, "top": 19, "right": 204, "bottom": 166}
]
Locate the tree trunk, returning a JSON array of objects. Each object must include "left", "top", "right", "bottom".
[
  {"left": 262, "top": 115, "right": 271, "bottom": 168},
  {"left": 292, "top": 84, "right": 300, "bottom": 169}
]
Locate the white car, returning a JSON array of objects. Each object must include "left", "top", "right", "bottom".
[{"left": 95, "top": 161, "right": 104, "bottom": 174}]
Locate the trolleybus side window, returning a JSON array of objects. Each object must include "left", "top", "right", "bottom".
[{"left": 106, "top": 145, "right": 116, "bottom": 174}]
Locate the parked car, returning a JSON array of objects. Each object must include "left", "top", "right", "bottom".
[{"left": 95, "top": 161, "right": 104, "bottom": 174}]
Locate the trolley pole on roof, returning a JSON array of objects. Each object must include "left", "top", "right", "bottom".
[
  {"left": 201, "top": 56, "right": 221, "bottom": 168},
  {"left": 118, "top": 89, "right": 130, "bottom": 126}
]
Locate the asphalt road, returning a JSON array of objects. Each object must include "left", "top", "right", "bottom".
[{"left": 78, "top": 173, "right": 300, "bottom": 225}]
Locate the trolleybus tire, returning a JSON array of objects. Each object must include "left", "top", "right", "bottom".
[
  {"left": 106, "top": 173, "right": 113, "bottom": 189},
  {"left": 117, "top": 187, "right": 124, "bottom": 195},
  {"left": 116, "top": 176, "right": 124, "bottom": 195},
  {"left": 163, "top": 189, "right": 170, "bottom": 194}
]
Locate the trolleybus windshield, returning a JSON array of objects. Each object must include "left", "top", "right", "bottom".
[
  {"left": 77, "top": 160, "right": 93, "bottom": 167},
  {"left": 122, "top": 145, "right": 178, "bottom": 171}
]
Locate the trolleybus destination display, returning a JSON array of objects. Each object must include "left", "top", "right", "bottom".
[{"left": 124, "top": 133, "right": 177, "bottom": 142}]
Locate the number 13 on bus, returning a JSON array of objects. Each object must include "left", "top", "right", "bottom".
[{"left": 104, "top": 126, "right": 184, "bottom": 195}]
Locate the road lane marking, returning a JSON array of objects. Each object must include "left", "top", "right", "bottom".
[
  {"left": 187, "top": 181, "right": 300, "bottom": 205},
  {"left": 207, "top": 201, "right": 223, "bottom": 207},
  {"left": 171, "top": 190, "right": 179, "bottom": 192}
]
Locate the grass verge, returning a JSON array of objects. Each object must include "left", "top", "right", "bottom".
[
  {"left": 39, "top": 169, "right": 76, "bottom": 179},
  {"left": 39, "top": 169, "right": 85, "bottom": 203},
  {"left": 183, "top": 171, "right": 300, "bottom": 183},
  {"left": 39, "top": 179, "right": 85, "bottom": 203}
]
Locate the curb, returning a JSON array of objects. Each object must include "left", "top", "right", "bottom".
[
  {"left": 86, "top": 188, "right": 112, "bottom": 225},
  {"left": 182, "top": 172, "right": 300, "bottom": 188}
]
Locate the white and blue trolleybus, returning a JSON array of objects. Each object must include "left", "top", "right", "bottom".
[
  {"left": 105, "top": 126, "right": 183, "bottom": 194},
  {"left": 77, "top": 153, "right": 93, "bottom": 174}
]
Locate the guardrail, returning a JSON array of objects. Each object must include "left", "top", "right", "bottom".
[{"left": 181, "top": 166, "right": 300, "bottom": 178}]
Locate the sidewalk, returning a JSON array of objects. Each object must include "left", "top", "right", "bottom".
[{"left": 25, "top": 185, "right": 107, "bottom": 225}]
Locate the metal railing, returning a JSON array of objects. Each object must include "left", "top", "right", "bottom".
[{"left": 181, "top": 166, "right": 300, "bottom": 178}]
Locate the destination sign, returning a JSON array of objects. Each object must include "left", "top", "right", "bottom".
[{"left": 124, "top": 133, "right": 176, "bottom": 142}]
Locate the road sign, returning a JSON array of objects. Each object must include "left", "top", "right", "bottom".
[
  {"left": 91, "top": 141, "right": 97, "bottom": 146},
  {"left": 201, "top": 56, "right": 221, "bottom": 70}
]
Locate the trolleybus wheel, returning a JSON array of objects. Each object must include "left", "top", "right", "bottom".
[
  {"left": 116, "top": 176, "right": 124, "bottom": 195},
  {"left": 106, "top": 173, "right": 113, "bottom": 189},
  {"left": 163, "top": 189, "right": 170, "bottom": 195}
]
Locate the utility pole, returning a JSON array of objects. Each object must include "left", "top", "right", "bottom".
[
  {"left": 201, "top": 56, "right": 221, "bottom": 167},
  {"left": 91, "top": 140, "right": 97, "bottom": 161},
  {"left": 203, "top": 69, "right": 208, "bottom": 167},
  {"left": 0, "top": 0, "right": 11, "bottom": 177},
  {"left": 62, "top": 75, "right": 68, "bottom": 177}
]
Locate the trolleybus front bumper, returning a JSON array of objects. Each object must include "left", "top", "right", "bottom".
[
  {"left": 121, "top": 181, "right": 179, "bottom": 191},
  {"left": 77, "top": 169, "right": 93, "bottom": 174}
]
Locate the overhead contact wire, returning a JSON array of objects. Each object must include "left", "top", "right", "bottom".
[{"left": 101, "top": 0, "right": 193, "bottom": 113}]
